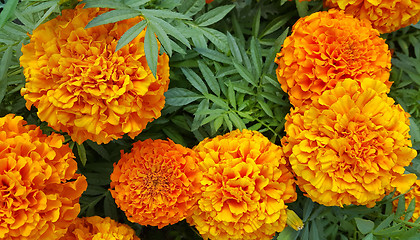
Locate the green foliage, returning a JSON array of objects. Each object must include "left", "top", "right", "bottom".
[{"left": 2, "top": 0, "right": 420, "bottom": 239}]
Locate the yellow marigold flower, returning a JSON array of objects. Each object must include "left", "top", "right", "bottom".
[
  {"left": 110, "top": 139, "right": 202, "bottom": 228},
  {"left": 20, "top": 5, "right": 170, "bottom": 144},
  {"left": 60, "top": 216, "right": 140, "bottom": 240},
  {"left": 188, "top": 129, "right": 297, "bottom": 240},
  {"left": 282, "top": 78, "right": 417, "bottom": 208},
  {"left": 275, "top": 9, "right": 391, "bottom": 108},
  {"left": 0, "top": 114, "right": 87, "bottom": 240},
  {"left": 393, "top": 180, "right": 420, "bottom": 222},
  {"left": 324, "top": 0, "right": 420, "bottom": 33}
]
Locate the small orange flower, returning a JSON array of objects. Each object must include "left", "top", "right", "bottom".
[
  {"left": 324, "top": 0, "right": 420, "bottom": 33},
  {"left": 275, "top": 9, "right": 391, "bottom": 107},
  {"left": 60, "top": 216, "right": 140, "bottom": 240},
  {"left": 393, "top": 180, "right": 420, "bottom": 222},
  {"left": 20, "top": 5, "right": 170, "bottom": 144},
  {"left": 0, "top": 114, "right": 87, "bottom": 240},
  {"left": 110, "top": 139, "right": 202, "bottom": 228},
  {"left": 206, "top": 0, "right": 214, "bottom": 3},
  {"left": 282, "top": 79, "right": 417, "bottom": 207},
  {"left": 188, "top": 129, "right": 297, "bottom": 240}
]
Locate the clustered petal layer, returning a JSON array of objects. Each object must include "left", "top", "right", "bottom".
[
  {"left": 110, "top": 139, "right": 202, "bottom": 228},
  {"left": 275, "top": 9, "right": 391, "bottom": 107},
  {"left": 0, "top": 114, "right": 87, "bottom": 240},
  {"left": 188, "top": 129, "right": 296, "bottom": 240},
  {"left": 393, "top": 180, "right": 420, "bottom": 222},
  {"left": 282, "top": 79, "right": 417, "bottom": 207},
  {"left": 324, "top": 0, "right": 420, "bottom": 33},
  {"left": 60, "top": 216, "right": 140, "bottom": 240},
  {"left": 20, "top": 5, "right": 170, "bottom": 144}
]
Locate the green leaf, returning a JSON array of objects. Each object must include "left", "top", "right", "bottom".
[
  {"left": 148, "top": 21, "right": 172, "bottom": 56},
  {"left": 144, "top": 26, "right": 158, "bottom": 78},
  {"left": 85, "top": 141, "right": 111, "bottom": 161},
  {"left": 162, "top": 126, "right": 186, "bottom": 146},
  {"left": 0, "top": 46, "right": 12, "bottom": 104},
  {"left": 81, "top": 0, "right": 129, "bottom": 9},
  {"left": 252, "top": 6, "right": 261, "bottom": 38},
  {"left": 191, "top": 99, "right": 209, "bottom": 131},
  {"left": 374, "top": 214, "right": 394, "bottom": 232},
  {"left": 295, "top": 0, "right": 309, "bottom": 17},
  {"left": 85, "top": 9, "right": 140, "bottom": 29},
  {"left": 196, "top": 5, "right": 235, "bottom": 27},
  {"left": 199, "top": 27, "right": 229, "bottom": 53},
  {"left": 257, "top": 98, "right": 274, "bottom": 117},
  {"left": 259, "top": 13, "right": 293, "bottom": 38},
  {"left": 213, "top": 115, "right": 224, "bottom": 133},
  {"left": 141, "top": 9, "right": 191, "bottom": 20},
  {"left": 223, "top": 114, "right": 233, "bottom": 131},
  {"left": 124, "top": 0, "right": 151, "bottom": 8},
  {"left": 177, "top": 0, "right": 205, "bottom": 17},
  {"left": 76, "top": 143, "right": 88, "bottom": 166},
  {"left": 355, "top": 218, "right": 375, "bottom": 235},
  {"left": 146, "top": 15, "right": 190, "bottom": 48},
  {"left": 395, "top": 195, "right": 406, "bottom": 217},
  {"left": 201, "top": 110, "right": 226, "bottom": 125},
  {"left": 195, "top": 48, "right": 232, "bottom": 64},
  {"left": 233, "top": 60, "right": 257, "bottom": 87},
  {"left": 277, "top": 226, "right": 299, "bottom": 240},
  {"left": 115, "top": 20, "right": 147, "bottom": 51},
  {"left": 250, "top": 37, "right": 262, "bottom": 78},
  {"left": 198, "top": 61, "right": 220, "bottom": 96},
  {"left": 205, "top": 93, "right": 230, "bottom": 109},
  {"left": 181, "top": 68, "right": 208, "bottom": 94},
  {"left": 310, "top": 220, "right": 321, "bottom": 240},
  {"left": 373, "top": 223, "right": 404, "bottom": 236},
  {"left": 228, "top": 112, "right": 246, "bottom": 130},
  {"left": 165, "top": 88, "right": 202, "bottom": 106},
  {"left": 104, "top": 191, "right": 118, "bottom": 220},
  {"left": 405, "top": 198, "right": 416, "bottom": 221},
  {"left": 227, "top": 81, "right": 236, "bottom": 109},
  {"left": 33, "top": 2, "right": 60, "bottom": 30},
  {"left": 302, "top": 198, "right": 314, "bottom": 222},
  {"left": 362, "top": 233, "right": 375, "bottom": 240},
  {"left": 227, "top": 32, "right": 243, "bottom": 63},
  {"left": 263, "top": 27, "right": 289, "bottom": 73},
  {"left": 0, "top": 0, "right": 18, "bottom": 30}
]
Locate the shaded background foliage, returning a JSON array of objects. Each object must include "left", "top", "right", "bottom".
[{"left": 0, "top": 0, "right": 419, "bottom": 239}]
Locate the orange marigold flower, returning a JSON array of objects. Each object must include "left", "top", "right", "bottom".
[
  {"left": 20, "top": 5, "right": 170, "bottom": 144},
  {"left": 206, "top": 0, "right": 214, "bottom": 3},
  {"left": 188, "top": 129, "right": 297, "bottom": 240},
  {"left": 110, "top": 139, "right": 202, "bottom": 228},
  {"left": 275, "top": 9, "right": 391, "bottom": 108},
  {"left": 282, "top": 78, "right": 417, "bottom": 208},
  {"left": 60, "top": 216, "right": 140, "bottom": 240},
  {"left": 324, "top": 0, "right": 420, "bottom": 33},
  {"left": 0, "top": 114, "right": 87, "bottom": 240}
]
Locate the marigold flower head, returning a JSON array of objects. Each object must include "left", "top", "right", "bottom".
[
  {"left": 60, "top": 216, "right": 140, "bottom": 240},
  {"left": 0, "top": 114, "right": 87, "bottom": 240},
  {"left": 393, "top": 180, "right": 420, "bottom": 222},
  {"left": 188, "top": 129, "right": 297, "bottom": 240},
  {"left": 110, "top": 139, "right": 202, "bottom": 228},
  {"left": 324, "top": 0, "right": 420, "bottom": 33},
  {"left": 282, "top": 78, "right": 417, "bottom": 208},
  {"left": 20, "top": 5, "right": 170, "bottom": 144},
  {"left": 275, "top": 9, "right": 391, "bottom": 107}
]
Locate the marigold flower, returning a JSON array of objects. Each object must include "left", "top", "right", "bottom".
[
  {"left": 188, "top": 129, "right": 297, "bottom": 240},
  {"left": 0, "top": 114, "right": 87, "bottom": 240},
  {"left": 393, "top": 180, "right": 420, "bottom": 222},
  {"left": 60, "top": 216, "right": 140, "bottom": 240},
  {"left": 275, "top": 9, "right": 391, "bottom": 107},
  {"left": 282, "top": 79, "right": 417, "bottom": 208},
  {"left": 206, "top": 0, "right": 214, "bottom": 3},
  {"left": 20, "top": 5, "right": 170, "bottom": 144},
  {"left": 324, "top": 0, "right": 420, "bottom": 33},
  {"left": 110, "top": 139, "right": 202, "bottom": 228}
]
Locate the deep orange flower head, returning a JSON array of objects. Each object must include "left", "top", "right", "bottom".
[
  {"left": 206, "top": 0, "right": 214, "bottom": 3},
  {"left": 110, "top": 139, "right": 202, "bottom": 228},
  {"left": 188, "top": 129, "right": 297, "bottom": 240},
  {"left": 60, "top": 216, "right": 140, "bottom": 240},
  {"left": 324, "top": 0, "right": 420, "bottom": 33},
  {"left": 275, "top": 9, "right": 391, "bottom": 108},
  {"left": 393, "top": 180, "right": 420, "bottom": 222},
  {"left": 20, "top": 5, "right": 170, "bottom": 144},
  {"left": 282, "top": 78, "right": 417, "bottom": 207},
  {"left": 0, "top": 114, "right": 87, "bottom": 240}
]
